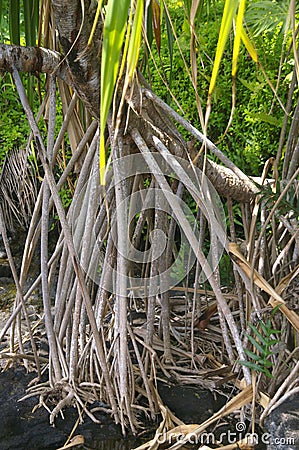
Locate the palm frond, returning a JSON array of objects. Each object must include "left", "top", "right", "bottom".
[{"left": 246, "top": 0, "right": 295, "bottom": 35}]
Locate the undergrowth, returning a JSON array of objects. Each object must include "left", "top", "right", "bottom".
[{"left": 143, "top": 1, "right": 294, "bottom": 175}]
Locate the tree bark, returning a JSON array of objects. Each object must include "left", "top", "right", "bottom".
[
  {"left": 0, "top": 44, "right": 71, "bottom": 84},
  {"left": 205, "top": 159, "right": 256, "bottom": 202},
  {"left": 51, "top": 0, "right": 101, "bottom": 116}
]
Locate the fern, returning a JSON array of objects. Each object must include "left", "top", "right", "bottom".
[{"left": 238, "top": 307, "right": 282, "bottom": 378}]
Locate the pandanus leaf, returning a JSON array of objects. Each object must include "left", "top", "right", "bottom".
[
  {"left": 232, "top": 0, "right": 246, "bottom": 77},
  {"left": 100, "top": 0, "right": 130, "bottom": 184},
  {"left": 208, "top": 0, "right": 239, "bottom": 96},
  {"left": 127, "top": 0, "right": 143, "bottom": 80}
]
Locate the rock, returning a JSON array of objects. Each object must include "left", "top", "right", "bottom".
[
  {"left": 0, "top": 281, "right": 16, "bottom": 310},
  {"left": 0, "top": 261, "right": 12, "bottom": 278},
  {"left": 0, "top": 366, "right": 140, "bottom": 450},
  {"left": 264, "top": 393, "right": 299, "bottom": 450},
  {"left": 0, "top": 367, "right": 230, "bottom": 450},
  {"left": 158, "top": 382, "right": 226, "bottom": 424}
]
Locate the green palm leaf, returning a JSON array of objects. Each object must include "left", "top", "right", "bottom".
[
  {"left": 208, "top": 0, "right": 239, "bottom": 96},
  {"left": 100, "top": 0, "right": 130, "bottom": 184},
  {"left": 232, "top": 0, "right": 246, "bottom": 77},
  {"left": 127, "top": 0, "right": 143, "bottom": 80}
]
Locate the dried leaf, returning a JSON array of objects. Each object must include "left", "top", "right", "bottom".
[
  {"left": 56, "top": 435, "right": 85, "bottom": 450},
  {"left": 151, "top": 0, "right": 161, "bottom": 54},
  {"left": 229, "top": 243, "right": 299, "bottom": 333}
]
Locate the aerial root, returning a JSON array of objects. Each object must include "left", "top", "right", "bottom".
[{"left": 49, "top": 386, "right": 75, "bottom": 425}]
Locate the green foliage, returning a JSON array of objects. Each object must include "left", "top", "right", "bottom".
[
  {"left": 0, "top": 72, "right": 64, "bottom": 166},
  {"left": 23, "top": 0, "right": 39, "bottom": 47},
  {"left": 238, "top": 307, "right": 282, "bottom": 378},
  {"left": 9, "top": 0, "right": 20, "bottom": 44},
  {"left": 100, "top": 0, "right": 130, "bottom": 184},
  {"left": 59, "top": 184, "right": 73, "bottom": 209},
  {"left": 143, "top": 0, "right": 292, "bottom": 175},
  {"left": 0, "top": 0, "right": 39, "bottom": 106},
  {"left": 0, "top": 0, "right": 295, "bottom": 186},
  {"left": 0, "top": 74, "right": 31, "bottom": 161},
  {"left": 0, "top": 0, "right": 39, "bottom": 44},
  {"left": 171, "top": 242, "right": 188, "bottom": 282},
  {"left": 246, "top": 0, "right": 298, "bottom": 36}
]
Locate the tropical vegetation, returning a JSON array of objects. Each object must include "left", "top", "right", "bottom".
[{"left": 0, "top": 0, "right": 298, "bottom": 447}]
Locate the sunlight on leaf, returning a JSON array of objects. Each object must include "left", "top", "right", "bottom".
[
  {"left": 208, "top": 0, "right": 239, "bottom": 96},
  {"left": 240, "top": 25, "right": 258, "bottom": 62},
  {"left": 232, "top": 0, "right": 246, "bottom": 77},
  {"left": 100, "top": 0, "right": 130, "bottom": 184},
  {"left": 127, "top": 0, "right": 143, "bottom": 80},
  {"left": 87, "top": 0, "right": 104, "bottom": 46},
  {"left": 112, "top": 0, "right": 144, "bottom": 154}
]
